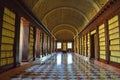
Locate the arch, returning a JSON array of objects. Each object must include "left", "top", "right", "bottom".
[
  {"left": 42, "top": 7, "right": 89, "bottom": 22},
  {"left": 32, "top": 0, "right": 100, "bottom": 16},
  {"left": 52, "top": 24, "right": 78, "bottom": 34},
  {"left": 42, "top": 18, "right": 81, "bottom": 31},
  {"left": 54, "top": 29, "right": 75, "bottom": 36},
  {"left": 54, "top": 29, "right": 75, "bottom": 41}
]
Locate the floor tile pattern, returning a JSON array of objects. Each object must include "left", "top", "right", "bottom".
[{"left": 11, "top": 53, "right": 120, "bottom": 80}]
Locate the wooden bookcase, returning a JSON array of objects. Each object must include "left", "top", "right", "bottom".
[
  {"left": 108, "top": 15, "right": 120, "bottom": 63},
  {"left": 87, "top": 33, "right": 90, "bottom": 57},
  {"left": 99, "top": 24, "right": 106, "bottom": 60},
  {"left": 0, "top": 8, "right": 15, "bottom": 67},
  {"left": 29, "top": 26, "right": 34, "bottom": 59}
]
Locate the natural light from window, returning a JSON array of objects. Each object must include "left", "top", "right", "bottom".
[
  {"left": 67, "top": 42, "right": 72, "bottom": 49},
  {"left": 57, "top": 42, "right": 61, "bottom": 49}
]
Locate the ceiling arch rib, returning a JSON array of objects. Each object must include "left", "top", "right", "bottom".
[
  {"left": 32, "top": 0, "right": 99, "bottom": 19},
  {"left": 42, "top": 7, "right": 89, "bottom": 22},
  {"left": 42, "top": 17, "right": 80, "bottom": 32},
  {"left": 54, "top": 29, "right": 75, "bottom": 41},
  {"left": 86, "top": 0, "right": 100, "bottom": 11},
  {"left": 42, "top": 8, "right": 86, "bottom": 31},
  {"left": 32, "top": 0, "right": 99, "bottom": 20},
  {"left": 22, "top": 0, "right": 109, "bottom": 41},
  {"left": 43, "top": 17, "right": 82, "bottom": 31},
  {"left": 52, "top": 24, "right": 78, "bottom": 35},
  {"left": 23, "top": 0, "right": 108, "bottom": 24},
  {"left": 32, "top": 0, "right": 100, "bottom": 10},
  {"left": 54, "top": 29, "right": 75, "bottom": 36}
]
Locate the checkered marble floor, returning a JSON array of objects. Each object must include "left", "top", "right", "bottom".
[{"left": 11, "top": 53, "right": 120, "bottom": 80}]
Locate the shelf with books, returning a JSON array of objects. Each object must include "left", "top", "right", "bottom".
[
  {"left": 108, "top": 15, "right": 120, "bottom": 63},
  {"left": 0, "top": 7, "right": 16, "bottom": 67},
  {"left": 99, "top": 24, "right": 106, "bottom": 60}
]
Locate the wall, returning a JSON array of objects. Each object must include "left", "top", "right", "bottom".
[
  {"left": 74, "top": 0, "right": 120, "bottom": 67},
  {"left": 0, "top": 1, "right": 56, "bottom": 72}
]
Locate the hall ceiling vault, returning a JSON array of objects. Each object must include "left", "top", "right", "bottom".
[{"left": 23, "top": 0, "right": 108, "bottom": 41}]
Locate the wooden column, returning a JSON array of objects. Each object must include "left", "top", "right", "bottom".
[
  {"left": 54, "top": 39, "right": 56, "bottom": 52},
  {"left": 89, "top": 32, "right": 91, "bottom": 58},
  {"left": 73, "top": 39, "right": 75, "bottom": 53},
  {"left": 72, "top": 41, "right": 74, "bottom": 52},
  {"left": 33, "top": 26, "right": 36, "bottom": 61},
  {"left": 46, "top": 35, "right": 48, "bottom": 55},
  {"left": 105, "top": 21, "right": 110, "bottom": 64},
  {"left": 78, "top": 35, "right": 80, "bottom": 54},
  {"left": 118, "top": 14, "right": 120, "bottom": 41},
  {"left": 50, "top": 36, "right": 52, "bottom": 54},
  {"left": 81, "top": 36, "right": 83, "bottom": 55},
  {"left": 51, "top": 38, "right": 53, "bottom": 53},
  {"left": 51, "top": 38, "right": 52, "bottom": 52},
  {"left": 21, "top": 18, "right": 30, "bottom": 62},
  {"left": 80, "top": 35, "right": 82, "bottom": 55},
  {"left": 47, "top": 36, "right": 50, "bottom": 54},
  {"left": 78, "top": 36, "right": 80, "bottom": 54},
  {"left": 83, "top": 35, "right": 85, "bottom": 56},
  {"left": 76, "top": 37, "right": 77, "bottom": 53},
  {"left": 14, "top": 14, "right": 21, "bottom": 67},
  {"left": 42, "top": 32, "right": 44, "bottom": 57},
  {"left": 35, "top": 28, "right": 40, "bottom": 58},
  {"left": 96, "top": 27, "right": 100, "bottom": 60},
  {"left": 53, "top": 38, "right": 55, "bottom": 52},
  {"left": 62, "top": 41, "right": 63, "bottom": 52},
  {"left": 86, "top": 34, "right": 88, "bottom": 57},
  {"left": 0, "top": 5, "right": 4, "bottom": 71}
]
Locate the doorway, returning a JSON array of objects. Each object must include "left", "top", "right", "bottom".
[{"left": 90, "top": 34, "right": 97, "bottom": 59}]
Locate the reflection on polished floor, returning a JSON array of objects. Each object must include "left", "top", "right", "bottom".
[{"left": 11, "top": 52, "right": 120, "bottom": 80}]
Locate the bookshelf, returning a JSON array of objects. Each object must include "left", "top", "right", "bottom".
[
  {"left": 87, "top": 33, "right": 90, "bottom": 57},
  {"left": 29, "top": 26, "right": 34, "bottom": 59},
  {"left": 99, "top": 24, "right": 106, "bottom": 60},
  {"left": 79, "top": 37, "right": 82, "bottom": 54},
  {"left": 84, "top": 35, "right": 86, "bottom": 56},
  {"left": 0, "top": 8, "right": 15, "bottom": 66},
  {"left": 108, "top": 15, "right": 120, "bottom": 63},
  {"left": 40, "top": 33, "right": 43, "bottom": 57}
]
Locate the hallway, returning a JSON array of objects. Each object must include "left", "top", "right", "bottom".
[
  {"left": 0, "top": 0, "right": 120, "bottom": 80},
  {"left": 9, "top": 53, "right": 120, "bottom": 80}
]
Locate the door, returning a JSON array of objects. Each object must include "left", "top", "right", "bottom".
[{"left": 90, "top": 34, "right": 97, "bottom": 59}]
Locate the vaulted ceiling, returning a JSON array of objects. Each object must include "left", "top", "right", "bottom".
[{"left": 23, "top": 0, "right": 108, "bottom": 41}]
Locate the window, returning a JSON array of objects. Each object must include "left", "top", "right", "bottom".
[
  {"left": 67, "top": 42, "right": 72, "bottom": 49},
  {"left": 57, "top": 42, "right": 61, "bottom": 49}
]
